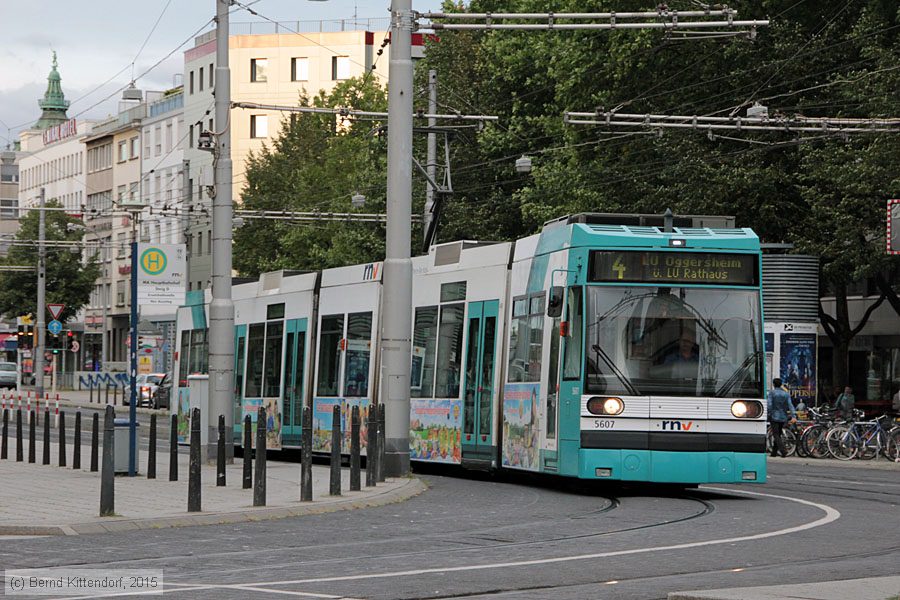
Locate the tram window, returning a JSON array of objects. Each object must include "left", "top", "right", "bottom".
[
  {"left": 245, "top": 323, "right": 265, "bottom": 397},
  {"left": 263, "top": 321, "right": 283, "bottom": 397},
  {"left": 434, "top": 304, "right": 464, "bottom": 398},
  {"left": 266, "top": 303, "right": 285, "bottom": 320},
  {"left": 463, "top": 317, "right": 480, "bottom": 435},
  {"left": 344, "top": 312, "right": 372, "bottom": 397},
  {"left": 178, "top": 330, "right": 191, "bottom": 384},
  {"left": 317, "top": 314, "right": 344, "bottom": 396},
  {"left": 283, "top": 331, "right": 295, "bottom": 412},
  {"left": 562, "top": 287, "right": 583, "bottom": 380},
  {"left": 507, "top": 293, "right": 544, "bottom": 383},
  {"left": 411, "top": 306, "right": 438, "bottom": 398},
  {"left": 440, "top": 282, "right": 467, "bottom": 303},
  {"left": 190, "top": 328, "right": 208, "bottom": 374},
  {"left": 235, "top": 335, "right": 246, "bottom": 422}
]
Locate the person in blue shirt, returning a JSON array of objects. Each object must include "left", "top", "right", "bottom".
[{"left": 767, "top": 377, "right": 797, "bottom": 458}]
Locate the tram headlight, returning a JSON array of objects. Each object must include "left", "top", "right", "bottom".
[
  {"left": 587, "top": 396, "right": 624, "bottom": 416},
  {"left": 731, "top": 400, "right": 763, "bottom": 419}
]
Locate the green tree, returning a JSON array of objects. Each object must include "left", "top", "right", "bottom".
[
  {"left": 0, "top": 201, "right": 101, "bottom": 323},
  {"left": 234, "top": 78, "right": 389, "bottom": 276}
]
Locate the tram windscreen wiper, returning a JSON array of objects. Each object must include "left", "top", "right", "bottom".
[
  {"left": 714, "top": 350, "right": 762, "bottom": 397},
  {"left": 591, "top": 344, "right": 640, "bottom": 396}
]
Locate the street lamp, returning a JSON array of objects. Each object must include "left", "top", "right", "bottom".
[
  {"left": 515, "top": 155, "right": 533, "bottom": 173},
  {"left": 120, "top": 200, "right": 144, "bottom": 477}
]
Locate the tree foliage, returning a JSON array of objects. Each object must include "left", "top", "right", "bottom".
[
  {"left": 233, "top": 78, "right": 388, "bottom": 276},
  {"left": 0, "top": 201, "right": 101, "bottom": 323}
]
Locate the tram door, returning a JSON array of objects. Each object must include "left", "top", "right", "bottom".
[
  {"left": 461, "top": 300, "right": 499, "bottom": 462},
  {"left": 233, "top": 325, "right": 247, "bottom": 439},
  {"left": 281, "top": 318, "right": 307, "bottom": 446}
]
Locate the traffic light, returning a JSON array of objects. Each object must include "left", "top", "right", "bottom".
[{"left": 17, "top": 324, "right": 34, "bottom": 349}]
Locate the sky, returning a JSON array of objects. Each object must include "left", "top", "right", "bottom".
[{"left": 0, "top": 0, "right": 444, "bottom": 148}]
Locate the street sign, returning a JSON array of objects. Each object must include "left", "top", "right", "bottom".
[
  {"left": 47, "top": 303, "right": 65, "bottom": 320},
  {"left": 136, "top": 243, "right": 186, "bottom": 306},
  {"left": 47, "top": 320, "right": 62, "bottom": 335},
  {"left": 70, "top": 340, "right": 80, "bottom": 353}
]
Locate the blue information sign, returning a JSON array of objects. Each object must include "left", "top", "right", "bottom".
[{"left": 48, "top": 319, "right": 62, "bottom": 335}]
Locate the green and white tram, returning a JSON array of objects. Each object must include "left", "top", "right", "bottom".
[{"left": 173, "top": 213, "right": 767, "bottom": 484}]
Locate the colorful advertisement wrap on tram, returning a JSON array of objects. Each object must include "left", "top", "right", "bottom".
[
  {"left": 501, "top": 383, "right": 540, "bottom": 469},
  {"left": 410, "top": 398, "right": 462, "bottom": 463}
]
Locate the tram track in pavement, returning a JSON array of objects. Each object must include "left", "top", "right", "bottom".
[
  {"left": 396, "top": 541, "right": 900, "bottom": 600},
  {"left": 1, "top": 488, "right": 717, "bottom": 579}
]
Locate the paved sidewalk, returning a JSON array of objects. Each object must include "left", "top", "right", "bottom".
[
  {"left": 669, "top": 575, "right": 900, "bottom": 600},
  {"left": 0, "top": 442, "right": 424, "bottom": 536}
]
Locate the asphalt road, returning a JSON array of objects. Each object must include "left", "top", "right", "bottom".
[{"left": 1, "top": 459, "right": 898, "bottom": 599}]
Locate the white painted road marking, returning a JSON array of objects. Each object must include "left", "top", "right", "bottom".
[{"left": 51, "top": 487, "right": 841, "bottom": 598}]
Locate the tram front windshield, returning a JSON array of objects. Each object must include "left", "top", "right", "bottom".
[{"left": 585, "top": 286, "right": 762, "bottom": 398}]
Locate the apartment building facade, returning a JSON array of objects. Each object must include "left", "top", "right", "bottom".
[{"left": 182, "top": 26, "right": 390, "bottom": 288}]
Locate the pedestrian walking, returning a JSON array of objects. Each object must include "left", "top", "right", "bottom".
[
  {"left": 834, "top": 385, "right": 856, "bottom": 420},
  {"left": 768, "top": 377, "right": 796, "bottom": 458}
]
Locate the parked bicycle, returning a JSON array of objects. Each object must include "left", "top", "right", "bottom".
[{"left": 825, "top": 414, "right": 900, "bottom": 461}]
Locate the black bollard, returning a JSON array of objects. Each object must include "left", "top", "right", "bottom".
[
  {"left": 89, "top": 383, "right": 94, "bottom": 405},
  {"left": 104, "top": 384, "right": 109, "bottom": 405},
  {"left": 113, "top": 385, "right": 118, "bottom": 406},
  {"left": 253, "top": 406, "right": 266, "bottom": 506},
  {"left": 58, "top": 411, "right": 67, "bottom": 467},
  {"left": 242, "top": 414, "right": 252, "bottom": 489},
  {"left": 90, "top": 412, "right": 99, "bottom": 472},
  {"left": 350, "top": 406, "right": 361, "bottom": 491},
  {"left": 365, "top": 405, "right": 376, "bottom": 487},
  {"left": 378, "top": 403, "right": 386, "bottom": 482},
  {"left": 300, "top": 405, "right": 312, "bottom": 501},
  {"left": 188, "top": 408, "right": 201, "bottom": 512},
  {"left": 147, "top": 414, "right": 156, "bottom": 479},
  {"left": 329, "top": 405, "right": 341, "bottom": 496},
  {"left": 100, "top": 406, "right": 115, "bottom": 516},
  {"left": 217, "top": 415, "right": 226, "bottom": 487},
  {"left": 169, "top": 414, "right": 178, "bottom": 482},
  {"left": 28, "top": 411, "right": 36, "bottom": 463},
  {"left": 73, "top": 412, "right": 81, "bottom": 470},
  {"left": 1, "top": 408, "right": 7, "bottom": 459},
  {"left": 43, "top": 410, "right": 50, "bottom": 465},
  {"left": 15, "top": 408, "right": 22, "bottom": 462}
]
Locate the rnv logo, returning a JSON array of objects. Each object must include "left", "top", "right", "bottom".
[{"left": 661, "top": 420, "right": 694, "bottom": 431}]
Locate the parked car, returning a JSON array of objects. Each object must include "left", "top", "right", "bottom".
[
  {"left": 138, "top": 373, "right": 169, "bottom": 409},
  {"left": 0, "top": 362, "right": 16, "bottom": 388}
]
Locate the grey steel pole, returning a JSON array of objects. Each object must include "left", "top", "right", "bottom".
[
  {"left": 300, "top": 405, "right": 312, "bottom": 501},
  {"left": 101, "top": 246, "right": 108, "bottom": 367},
  {"left": 422, "top": 69, "right": 437, "bottom": 243},
  {"left": 209, "top": 0, "right": 235, "bottom": 462},
  {"left": 381, "top": 0, "right": 414, "bottom": 477},
  {"left": 35, "top": 188, "right": 46, "bottom": 398},
  {"left": 128, "top": 234, "right": 138, "bottom": 476},
  {"left": 188, "top": 407, "right": 201, "bottom": 512}
]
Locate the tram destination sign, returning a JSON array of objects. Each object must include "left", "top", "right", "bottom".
[{"left": 589, "top": 251, "right": 758, "bottom": 286}]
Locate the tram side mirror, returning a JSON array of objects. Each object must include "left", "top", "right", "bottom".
[{"left": 547, "top": 286, "right": 564, "bottom": 318}]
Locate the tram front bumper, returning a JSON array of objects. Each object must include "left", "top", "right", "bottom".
[{"left": 577, "top": 449, "right": 767, "bottom": 484}]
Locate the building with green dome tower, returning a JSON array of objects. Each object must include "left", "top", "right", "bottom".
[{"left": 34, "top": 52, "right": 71, "bottom": 131}]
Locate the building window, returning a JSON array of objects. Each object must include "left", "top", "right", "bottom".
[
  {"left": 209, "top": 63, "right": 214, "bottom": 87},
  {"left": 250, "top": 58, "right": 267, "bottom": 82},
  {"left": 189, "top": 71, "right": 194, "bottom": 94},
  {"left": 291, "top": 57, "right": 309, "bottom": 81},
  {"left": 130, "top": 136, "right": 139, "bottom": 160},
  {"left": 207, "top": 229, "right": 211, "bottom": 254},
  {"left": 189, "top": 124, "right": 194, "bottom": 148},
  {"left": 117, "top": 185, "right": 127, "bottom": 204},
  {"left": 197, "top": 231, "right": 203, "bottom": 256},
  {"left": 143, "top": 129, "right": 151, "bottom": 157},
  {"left": 332, "top": 56, "right": 350, "bottom": 80},
  {"left": 117, "top": 141, "right": 127, "bottom": 163},
  {"left": 199, "top": 67, "right": 204, "bottom": 91},
  {"left": 250, "top": 115, "right": 268, "bottom": 138},
  {"left": 154, "top": 125, "right": 162, "bottom": 156}
]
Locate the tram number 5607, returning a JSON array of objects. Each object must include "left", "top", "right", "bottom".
[{"left": 593, "top": 419, "right": 615, "bottom": 429}]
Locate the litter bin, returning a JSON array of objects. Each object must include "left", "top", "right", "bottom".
[{"left": 114, "top": 418, "right": 140, "bottom": 474}]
